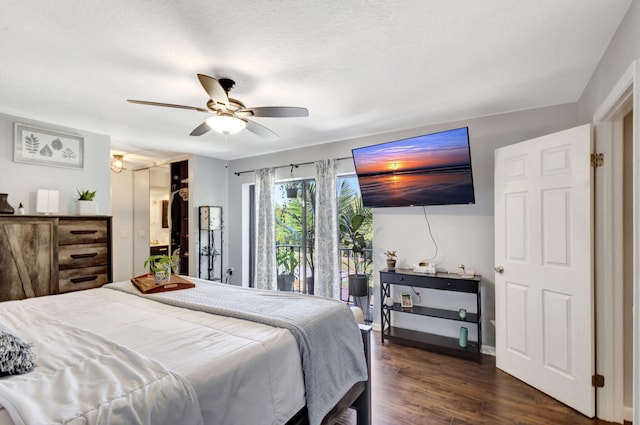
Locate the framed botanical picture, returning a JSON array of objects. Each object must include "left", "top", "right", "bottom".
[{"left": 14, "top": 123, "right": 84, "bottom": 169}]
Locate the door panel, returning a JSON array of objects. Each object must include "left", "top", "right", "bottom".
[{"left": 495, "top": 124, "right": 594, "bottom": 417}]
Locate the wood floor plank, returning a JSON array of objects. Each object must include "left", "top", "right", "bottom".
[{"left": 334, "top": 331, "right": 629, "bottom": 425}]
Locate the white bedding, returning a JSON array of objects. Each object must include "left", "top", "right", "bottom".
[{"left": 0, "top": 286, "right": 305, "bottom": 425}]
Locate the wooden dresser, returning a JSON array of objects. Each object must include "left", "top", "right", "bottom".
[{"left": 0, "top": 215, "right": 112, "bottom": 302}]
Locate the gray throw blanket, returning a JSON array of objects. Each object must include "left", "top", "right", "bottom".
[{"left": 105, "top": 279, "right": 368, "bottom": 425}]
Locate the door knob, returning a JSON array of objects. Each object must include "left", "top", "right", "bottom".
[{"left": 494, "top": 266, "right": 504, "bottom": 274}]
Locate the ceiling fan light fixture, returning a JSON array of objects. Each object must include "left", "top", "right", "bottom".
[
  {"left": 206, "top": 114, "right": 246, "bottom": 135},
  {"left": 110, "top": 154, "right": 126, "bottom": 173}
]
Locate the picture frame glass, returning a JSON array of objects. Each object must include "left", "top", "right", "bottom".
[
  {"left": 14, "top": 123, "right": 84, "bottom": 169},
  {"left": 401, "top": 292, "right": 413, "bottom": 308}
]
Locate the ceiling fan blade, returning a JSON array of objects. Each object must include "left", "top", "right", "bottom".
[
  {"left": 190, "top": 122, "right": 211, "bottom": 136},
  {"left": 244, "top": 119, "right": 279, "bottom": 141},
  {"left": 197, "top": 74, "right": 229, "bottom": 107},
  {"left": 127, "top": 99, "right": 209, "bottom": 113},
  {"left": 238, "top": 106, "right": 309, "bottom": 118}
]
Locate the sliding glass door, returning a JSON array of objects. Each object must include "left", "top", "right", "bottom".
[{"left": 248, "top": 174, "right": 372, "bottom": 303}]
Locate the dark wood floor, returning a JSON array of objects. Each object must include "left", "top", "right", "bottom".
[{"left": 335, "top": 331, "right": 630, "bottom": 425}]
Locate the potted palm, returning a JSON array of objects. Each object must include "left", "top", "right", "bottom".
[
  {"left": 144, "top": 254, "right": 179, "bottom": 284},
  {"left": 340, "top": 213, "right": 369, "bottom": 297},
  {"left": 276, "top": 248, "right": 298, "bottom": 291}
]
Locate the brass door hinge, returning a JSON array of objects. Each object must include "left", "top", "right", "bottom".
[
  {"left": 591, "top": 153, "right": 604, "bottom": 167},
  {"left": 592, "top": 374, "right": 605, "bottom": 388}
]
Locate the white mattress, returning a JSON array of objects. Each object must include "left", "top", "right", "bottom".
[{"left": 0, "top": 287, "right": 306, "bottom": 425}]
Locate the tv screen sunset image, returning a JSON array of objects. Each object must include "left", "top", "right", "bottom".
[{"left": 352, "top": 127, "right": 475, "bottom": 207}]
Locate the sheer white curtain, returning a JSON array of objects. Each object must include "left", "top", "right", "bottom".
[
  {"left": 254, "top": 167, "right": 276, "bottom": 290},
  {"left": 313, "top": 159, "right": 341, "bottom": 299}
]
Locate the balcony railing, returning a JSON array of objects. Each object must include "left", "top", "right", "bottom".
[{"left": 276, "top": 243, "right": 373, "bottom": 299}]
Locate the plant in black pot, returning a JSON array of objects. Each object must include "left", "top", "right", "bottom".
[
  {"left": 340, "top": 213, "right": 370, "bottom": 298},
  {"left": 283, "top": 182, "right": 299, "bottom": 199},
  {"left": 276, "top": 247, "right": 299, "bottom": 291}
]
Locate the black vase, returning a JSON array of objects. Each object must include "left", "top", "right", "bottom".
[{"left": 0, "top": 193, "right": 15, "bottom": 215}]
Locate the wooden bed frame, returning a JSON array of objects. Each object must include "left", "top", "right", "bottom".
[{"left": 286, "top": 325, "right": 372, "bottom": 425}]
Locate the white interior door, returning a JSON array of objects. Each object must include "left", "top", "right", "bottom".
[{"left": 494, "top": 124, "right": 594, "bottom": 417}]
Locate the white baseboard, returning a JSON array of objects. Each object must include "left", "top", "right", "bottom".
[
  {"left": 624, "top": 405, "right": 633, "bottom": 422},
  {"left": 481, "top": 345, "right": 496, "bottom": 356}
]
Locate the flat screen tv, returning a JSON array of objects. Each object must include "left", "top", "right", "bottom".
[{"left": 352, "top": 126, "right": 475, "bottom": 208}]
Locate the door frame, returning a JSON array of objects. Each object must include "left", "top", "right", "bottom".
[{"left": 592, "top": 59, "right": 637, "bottom": 423}]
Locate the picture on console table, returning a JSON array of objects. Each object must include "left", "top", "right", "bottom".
[
  {"left": 401, "top": 292, "right": 413, "bottom": 309},
  {"left": 14, "top": 123, "right": 84, "bottom": 169}
]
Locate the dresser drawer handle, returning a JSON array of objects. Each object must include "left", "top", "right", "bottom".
[
  {"left": 70, "top": 253, "right": 98, "bottom": 259},
  {"left": 70, "top": 230, "right": 98, "bottom": 235},
  {"left": 70, "top": 276, "right": 98, "bottom": 284}
]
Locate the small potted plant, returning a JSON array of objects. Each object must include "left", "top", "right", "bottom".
[
  {"left": 77, "top": 189, "right": 98, "bottom": 215},
  {"left": 384, "top": 250, "right": 397, "bottom": 270},
  {"left": 283, "top": 183, "right": 299, "bottom": 199},
  {"left": 144, "top": 254, "right": 179, "bottom": 284}
]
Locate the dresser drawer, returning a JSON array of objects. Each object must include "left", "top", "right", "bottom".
[
  {"left": 58, "top": 266, "right": 108, "bottom": 293},
  {"left": 58, "top": 219, "right": 109, "bottom": 245},
  {"left": 59, "top": 243, "right": 108, "bottom": 269}
]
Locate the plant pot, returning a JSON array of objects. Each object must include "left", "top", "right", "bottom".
[
  {"left": 277, "top": 274, "right": 295, "bottom": 292},
  {"left": 154, "top": 270, "right": 171, "bottom": 284},
  {"left": 348, "top": 274, "right": 369, "bottom": 297},
  {"left": 77, "top": 200, "right": 98, "bottom": 215},
  {"left": 386, "top": 259, "right": 396, "bottom": 270},
  {"left": 306, "top": 275, "right": 314, "bottom": 295},
  {"left": 285, "top": 187, "right": 298, "bottom": 199}
]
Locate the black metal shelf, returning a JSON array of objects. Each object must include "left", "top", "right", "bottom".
[
  {"left": 384, "top": 327, "right": 481, "bottom": 361},
  {"left": 383, "top": 303, "right": 478, "bottom": 323},
  {"left": 380, "top": 268, "right": 482, "bottom": 363}
]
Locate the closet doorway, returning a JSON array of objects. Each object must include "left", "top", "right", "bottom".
[{"left": 132, "top": 159, "right": 189, "bottom": 276}]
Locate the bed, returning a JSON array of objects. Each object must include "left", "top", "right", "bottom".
[{"left": 0, "top": 277, "right": 371, "bottom": 425}]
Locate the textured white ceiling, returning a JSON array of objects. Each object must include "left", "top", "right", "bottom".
[{"left": 0, "top": 0, "right": 631, "bottom": 162}]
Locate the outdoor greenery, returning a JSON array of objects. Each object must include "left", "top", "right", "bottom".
[
  {"left": 276, "top": 181, "right": 316, "bottom": 280},
  {"left": 274, "top": 177, "right": 373, "bottom": 293},
  {"left": 276, "top": 247, "right": 299, "bottom": 276}
]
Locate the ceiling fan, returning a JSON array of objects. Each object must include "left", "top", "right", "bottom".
[{"left": 127, "top": 74, "right": 309, "bottom": 140}]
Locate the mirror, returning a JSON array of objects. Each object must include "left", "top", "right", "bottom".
[
  {"left": 149, "top": 165, "right": 170, "bottom": 249},
  {"left": 133, "top": 161, "right": 189, "bottom": 276}
]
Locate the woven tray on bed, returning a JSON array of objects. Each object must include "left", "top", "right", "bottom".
[{"left": 130, "top": 274, "right": 195, "bottom": 294}]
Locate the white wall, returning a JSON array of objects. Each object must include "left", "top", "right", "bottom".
[
  {"left": 189, "top": 155, "right": 229, "bottom": 280},
  {"left": 0, "top": 112, "right": 111, "bottom": 215},
  {"left": 227, "top": 102, "right": 581, "bottom": 349},
  {"left": 579, "top": 0, "right": 640, "bottom": 121}
]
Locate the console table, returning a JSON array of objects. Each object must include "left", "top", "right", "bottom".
[{"left": 379, "top": 268, "right": 482, "bottom": 362}]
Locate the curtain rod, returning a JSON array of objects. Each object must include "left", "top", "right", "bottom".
[{"left": 233, "top": 156, "right": 353, "bottom": 176}]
